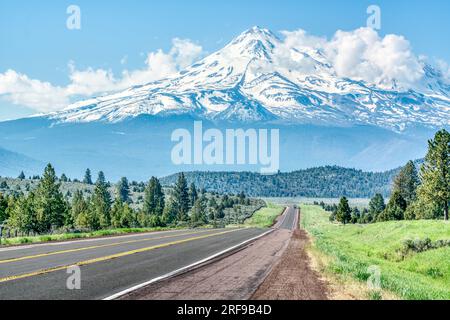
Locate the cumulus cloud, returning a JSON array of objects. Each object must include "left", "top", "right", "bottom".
[
  {"left": 276, "top": 27, "right": 426, "bottom": 88},
  {"left": 0, "top": 38, "right": 203, "bottom": 112},
  {"left": 0, "top": 70, "right": 68, "bottom": 111}
]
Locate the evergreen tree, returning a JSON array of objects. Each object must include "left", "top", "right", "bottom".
[
  {"left": 188, "top": 183, "right": 198, "bottom": 208},
  {"left": 0, "top": 193, "right": 8, "bottom": 223},
  {"left": 60, "top": 173, "right": 68, "bottom": 183},
  {"left": 350, "top": 207, "right": 360, "bottom": 224},
  {"left": 18, "top": 171, "right": 25, "bottom": 180},
  {"left": 116, "top": 177, "right": 130, "bottom": 203},
  {"left": 172, "top": 173, "right": 189, "bottom": 222},
  {"left": 379, "top": 190, "right": 407, "bottom": 221},
  {"left": 75, "top": 196, "right": 98, "bottom": 230},
  {"left": 143, "top": 177, "right": 165, "bottom": 216},
  {"left": 336, "top": 197, "right": 351, "bottom": 225},
  {"left": 368, "top": 193, "right": 386, "bottom": 222},
  {"left": 34, "top": 164, "right": 67, "bottom": 233},
  {"left": 418, "top": 129, "right": 450, "bottom": 221},
  {"left": 238, "top": 191, "right": 246, "bottom": 204},
  {"left": 83, "top": 168, "right": 93, "bottom": 185},
  {"left": 92, "top": 171, "right": 111, "bottom": 229},
  {"left": 392, "top": 161, "right": 420, "bottom": 206},
  {"left": 71, "top": 190, "right": 88, "bottom": 226},
  {"left": 190, "top": 196, "right": 207, "bottom": 225},
  {"left": 162, "top": 200, "right": 177, "bottom": 225},
  {"left": 110, "top": 198, "right": 136, "bottom": 228},
  {"left": 9, "top": 192, "right": 37, "bottom": 234},
  {"left": 208, "top": 197, "right": 218, "bottom": 222}
]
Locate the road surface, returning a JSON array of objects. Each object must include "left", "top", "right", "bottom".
[
  {"left": 278, "top": 206, "right": 298, "bottom": 230},
  {"left": 0, "top": 227, "right": 267, "bottom": 300}
]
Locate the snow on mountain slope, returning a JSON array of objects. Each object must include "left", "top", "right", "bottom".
[{"left": 48, "top": 26, "right": 450, "bottom": 132}]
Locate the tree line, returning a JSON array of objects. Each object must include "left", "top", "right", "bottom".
[
  {"left": 327, "top": 129, "right": 449, "bottom": 224},
  {"left": 0, "top": 167, "right": 256, "bottom": 235},
  {"left": 160, "top": 165, "right": 400, "bottom": 198}
]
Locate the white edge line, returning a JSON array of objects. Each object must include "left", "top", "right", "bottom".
[{"left": 102, "top": 228, "right": 275, "bottom": 300}]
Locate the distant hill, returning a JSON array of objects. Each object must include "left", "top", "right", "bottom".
[
  {"left": 160, "top": 164, "right": 419, "bottom": 198},
  {"left": 0, "top": 147, "right": 43, "bottom": 178}
]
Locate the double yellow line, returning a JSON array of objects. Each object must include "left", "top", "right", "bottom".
[{"left": 0, "top": 229, "right": 239, "bottom": 283}]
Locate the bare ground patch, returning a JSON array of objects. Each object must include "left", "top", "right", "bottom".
[{"left": 251, "top": 229, "right": 329, "bottom": 300}]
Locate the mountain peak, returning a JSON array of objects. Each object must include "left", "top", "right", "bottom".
[{"left": 226, "top": 26, "right": 279, "bottom": 60}]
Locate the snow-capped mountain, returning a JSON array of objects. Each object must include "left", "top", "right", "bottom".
[
  {"left": 0, "top": 27, "right": 449, "bottom": 179},
  {"left": 48, "top": 26, "right": 450, "bottom": 132}
]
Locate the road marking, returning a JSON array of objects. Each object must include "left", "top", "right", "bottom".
[
  {"left": 0, "top": 228, "right": 200, "bottom": 253},
  {"left": 103, "top": 228, "right": 274, "bottom": 300},
  {"left": 0, "top": 229, "right": 241, "bottom": 284},
  {"left": 0, "top": 229, "right": 216, "bottom": 265}
]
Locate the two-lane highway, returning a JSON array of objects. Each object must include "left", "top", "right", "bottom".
[
  {"left": 279, "top": 206, "right": 298, "bottom": 230},
  {"left": 0, "top": 227, "right": 268, "bottom": 300}
]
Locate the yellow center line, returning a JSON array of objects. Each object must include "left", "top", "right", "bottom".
[
  {"left": 0, "top": 229, "right": 220, "bottom": 265},
  {"left": 0, "top": 229, "right": 240, "bottom": 284}
]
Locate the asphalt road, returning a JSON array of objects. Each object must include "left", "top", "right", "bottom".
[
  {"left": 0, "top": 227, "right": 267, "bottom": 300},
  {"left": 279, "top": 206, "right": 298, "bottom": 230}
]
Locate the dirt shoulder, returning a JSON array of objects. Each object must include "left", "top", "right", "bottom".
[{"left": 251, "top": 228, "right": 329, "bottom": 300}]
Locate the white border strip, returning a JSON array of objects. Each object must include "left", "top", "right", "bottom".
[{"left": 103, "top": 228, "right": 274, "bottom": 300}]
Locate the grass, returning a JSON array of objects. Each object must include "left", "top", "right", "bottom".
[
  {"left": 301, "top": 204, "right": 450, "bottom": 300},
  {"left": 244, "top": 203, "right": 284, "bottom": 228},
  {"left": 0, "top": 227, "right": 181, "bottom": 246}
]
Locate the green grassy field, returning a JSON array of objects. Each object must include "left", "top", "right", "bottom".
[
  {"left": 301, "top": 204, "right": 450, "bottom": 300},
  {"left": 244, "top": 203, "right": 284, "bottom": 228}
]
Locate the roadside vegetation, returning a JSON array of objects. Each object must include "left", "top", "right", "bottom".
[
  {"left": 0, "top": 168, "right": 265, "bottom": 245},
  {"left": 325, "top": 129, "right": 449, "bottom": 224},
  {"left": 301, "top": 129, "right": 450, "bottom": 300},
  {"left": 301, "top": 204, "right": 450, "bottom": 300},
  {"left": 244, "top": 203, "right": 284, "bottom": 228}
]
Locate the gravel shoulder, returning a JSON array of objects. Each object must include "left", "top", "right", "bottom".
[{"left": 251, "top": 228, "right": 329, "bottom": 300}]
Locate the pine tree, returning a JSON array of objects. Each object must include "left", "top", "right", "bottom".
[
  {"left": 379, "top": 190, "right": 407, "bottom": 221},
  {"left": 9, "top": 192, "right": 37, "bottom": 234},
  {"left": 0, "top": 193, "right": 8, "bottom": 223},
  {"left": 350, "top": 207, "right": 360, "bottom": 224},
  {"left": 368, "top": 193, "right": 386, "bottom": 222},
  {"left": 336, "top": 197, "right": 351, "bottom": 225},
  {"left": 92, "top": 171, "right": 111, "bottom": 229},
  {"left": 188, "top": 183, "right": 198, "bottom": 208},
  {"left": 111, "top": 198, "right": 125, "bottom": 228},
  {"left": 34, "top": 164, "right": 67, "bottom": 233},
  {"left": 190, "top": 196, "right": 207, "bottom": 225},
  {"left": 83, "top": 168, "right": 93, "bottom": 185},
  {"left": 71, "top": 190, "right": 88, "bottom": 226},
  {"left": 172, "top": 173, "right": 189, "bottom": 222},
  {"left": 18, "top": 171, "right": 25, "bottom": 180},
  {"left": 392, "top": 161, "right": 420, "bottom": 206},
  {"left": 238, "top": 191, "right": 246, "bottom": 204},
  {"left": 418, "top": 129, "right": 450, "bottom": 221},
  {"left": 60, "top": 173, "right": 68, "bottom": 183},
  {"left": 116, "top": 177, "right": 130, "bottom": 203},
  {"left": 143, "top": 177, "right": 165, "bottom": 216}
]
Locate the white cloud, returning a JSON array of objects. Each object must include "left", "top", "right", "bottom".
[
  {"left": 0, "top": 38, "right": 204, "bottom": 112},
  {"left": 0, "top": 70, "right": 68, "bottom": 111},
  {"left": 436, "top": 59, "right": 450, "bottom": 81},
  {"left": 277, "top": 27, "right": 426, "bottom": 88}
]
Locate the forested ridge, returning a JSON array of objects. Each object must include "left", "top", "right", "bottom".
[{"left": 160, "top": 164, "right": 420, "bottom": 198}]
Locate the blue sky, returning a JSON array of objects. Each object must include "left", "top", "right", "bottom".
[{"left": 1, "top": 0, "right": 449, "bottom": 120}]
